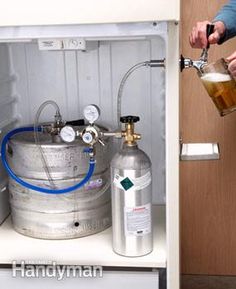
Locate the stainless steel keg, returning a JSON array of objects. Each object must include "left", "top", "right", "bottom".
[{"left": 7, "top": 126, "right": 111, "bottom": 239}]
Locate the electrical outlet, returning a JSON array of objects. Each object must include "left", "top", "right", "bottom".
[
  {"left": 38, "top": 38, "right": 86, "bottom": 51},
  {"left": 63, "top": 38, "right": 86, "bottom": 50}
]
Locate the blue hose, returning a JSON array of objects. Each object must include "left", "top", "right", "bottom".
[{"left": 0, "top": 127, "right": 95, "bottom": 194}]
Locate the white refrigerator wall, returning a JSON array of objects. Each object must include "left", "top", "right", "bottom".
[
  {"left": 0, "top": 44, "right": 14, "bottom": 186},
  {"left": 0, "top": 37, "right": 166, "bottom": 204}
]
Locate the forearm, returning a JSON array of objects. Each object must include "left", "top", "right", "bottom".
[{"left": 213, "top": 0, "right": 236, "bottom": 43}]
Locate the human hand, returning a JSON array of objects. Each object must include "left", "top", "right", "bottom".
[
  {"left": 189, "top": 20, "right": 226, "bottom": 48},
  {"left": 226, "top": 52, "right": 236, "bottom": 78}
]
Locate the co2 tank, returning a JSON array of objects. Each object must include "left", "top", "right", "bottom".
[{"left": 111, "top": 116, "right": 153, "bottom": 257}]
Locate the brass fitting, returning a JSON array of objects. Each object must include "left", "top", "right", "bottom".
[{"left": 120, "top": 116, "right": 141, "bottom": 146}]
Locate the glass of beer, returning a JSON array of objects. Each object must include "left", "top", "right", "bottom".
[{"left": 200, "top": 58, "right": 236, "bottom": 116}]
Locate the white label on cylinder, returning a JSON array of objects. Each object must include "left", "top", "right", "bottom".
[
  {"left": 113, "top": 171, "right": 151, "bottom": 191},
  {"left": 124, "top": 203, "right": 151, "bottom": 236}
]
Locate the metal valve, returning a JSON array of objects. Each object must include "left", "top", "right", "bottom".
[
  {"left": 120, "top": 115, "right": 141, "bottom": 146},
  {"left": 81, "top": 125, "right": 101, "bottom": 146},
  {"left": 180, "top": 24, "right": 215, "bottom": 73},
  {"left": 81, "top": 104, "right": 106, "bottom": 146},
  {"left": 60, "top": 108, "right": 142, "bottom": 154}
]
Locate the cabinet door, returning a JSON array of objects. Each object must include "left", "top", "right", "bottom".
[
  {"left": 181, "top": 0, "right": 236, "bottom": 275},
  {"left": 0, "top": 0, "right": 179, "bottom": 26}
]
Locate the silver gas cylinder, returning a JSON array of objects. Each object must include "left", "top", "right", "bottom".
[
  {"left": 111, "top": 116, "right": 152, "bottom": 257},
  {"left": 7, "top": 125, "right": 111, "bottom": 239}
]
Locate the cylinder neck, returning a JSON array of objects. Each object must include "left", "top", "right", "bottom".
[{"left": 122, "top": 142, "right": 138, "bottom": 149}]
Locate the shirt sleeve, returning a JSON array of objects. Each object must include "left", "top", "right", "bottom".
[{"left": 213, "top": 0, "right": 236, "bottom": 43}]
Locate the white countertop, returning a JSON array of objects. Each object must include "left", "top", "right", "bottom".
[{"left": 0, "top": 205, "right": 166, "bottom": 268}]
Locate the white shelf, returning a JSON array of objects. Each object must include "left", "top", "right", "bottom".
[{"left": 0, "top": 205, "right": 166, "bottom": 268}]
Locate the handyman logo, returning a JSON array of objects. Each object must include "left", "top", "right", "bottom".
[{"left": 12, "top": 261, "right": 103, "bottom": 280}]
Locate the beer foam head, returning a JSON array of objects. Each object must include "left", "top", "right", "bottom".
[{"left": 201, "top": 72, "right": 231, "bottom": 82}]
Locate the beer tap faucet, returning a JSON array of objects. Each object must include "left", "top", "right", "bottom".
[{"left": 180, "top": 24, "right": 215, "bottom": 73}]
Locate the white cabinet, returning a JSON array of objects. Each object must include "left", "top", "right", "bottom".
[
  {"left": 0, "top": 0, "right": 179, "bottom": 27},
  {"left": 0, "top": 206, "right": 166, "bottom": 268},
  {"left": 0, "top": 206, "right": 163, "bottom": 288},
  {"left": 0, "top": 11, "right": 179, "bottom": 289},
  {"left": 0, "top": 269, "right": 159, "bottom": 289}
]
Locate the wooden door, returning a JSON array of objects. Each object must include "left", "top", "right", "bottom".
[{"left": 181, "top": 0, "right": 236, "bottom": 275}]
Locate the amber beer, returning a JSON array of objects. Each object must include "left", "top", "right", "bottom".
[
  {"left": 200, "top": 58, "right": 236, "bottom": 116},
  {"left": 201, "top": 72, "right": 236, "bottom": 116}
]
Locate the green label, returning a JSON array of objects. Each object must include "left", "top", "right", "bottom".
[{"left": 120, "top": 177, "right": 134, "bottom": 191}]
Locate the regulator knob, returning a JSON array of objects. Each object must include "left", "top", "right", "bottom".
[
  {"left": 120, "top": 116, "right": 140, "bottom": 124},
  {"left": 82, "top": 131, "right": 94, "bottom": 144}
]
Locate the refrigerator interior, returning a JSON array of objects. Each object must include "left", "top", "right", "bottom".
[
  {"left": 0, "top": 23, "right": 166, "bottom": 207},
  {"left": 0, "top": 20, "right": 180, "bottom": 289}
]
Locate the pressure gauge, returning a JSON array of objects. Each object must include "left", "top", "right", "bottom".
[
  {"left": 60, "top": 126, "right": 76, "bottom": 143},
  {"left": 83, "top": 105, "right": 100, "bottom": 124}
]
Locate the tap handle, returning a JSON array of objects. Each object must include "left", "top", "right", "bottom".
[
  {"left": 206, "top": 24, "right": 215, "bottom": 49},
  {"left": 120, "top": 116, "right": 140, "bottom": 124}
]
